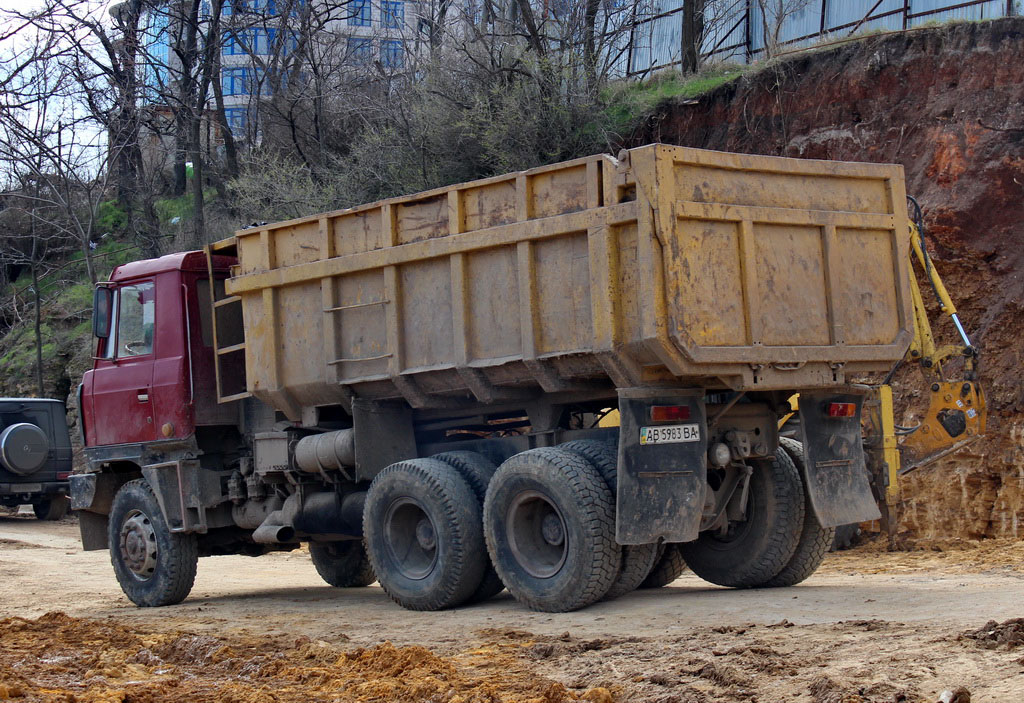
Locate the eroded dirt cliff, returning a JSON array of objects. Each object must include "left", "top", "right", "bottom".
[{"left": 633, "top": 18, "right": 1024, "bottom": 540}]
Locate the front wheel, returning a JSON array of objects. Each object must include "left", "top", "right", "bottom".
[
  {"left": 108, "top": 479, "right": 198, "bottom": 607},
  {"left": 679, "top": 449, "right": 804, "bottom": 588},
  {"left": 309, "top": 540, "right": 376, "bottom": 587}
]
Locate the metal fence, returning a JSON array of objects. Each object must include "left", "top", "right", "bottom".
[{"left": 618, "top": 0, "right": 1018, "bottom": 77}]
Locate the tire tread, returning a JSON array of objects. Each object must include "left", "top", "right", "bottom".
[{"left": 766, "top": 437, "right": 835, "bottom": 587}]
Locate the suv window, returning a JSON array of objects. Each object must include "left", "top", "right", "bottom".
[{"left": 116, "top": 282, "right": 156, "bottom": 358}]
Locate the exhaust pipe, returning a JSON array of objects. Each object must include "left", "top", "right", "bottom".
[
  {"left": 250, "top": 491, "right": 364, "bottom": 543},
  {"left": 252, "top": 521, "right": 296, "bottom": 544}
]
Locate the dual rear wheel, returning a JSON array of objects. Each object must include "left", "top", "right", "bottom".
[{"left": 364, "top": 440, "right": 831, "bottom": 611}]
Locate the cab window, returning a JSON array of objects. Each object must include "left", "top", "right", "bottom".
[{"left": 115, "top": 282, "right": 156, "bottom": 358}]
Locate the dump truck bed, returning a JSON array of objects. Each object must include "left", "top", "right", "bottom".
[{"left": 213, "top": 144, "right": 912, "bottom": 418}]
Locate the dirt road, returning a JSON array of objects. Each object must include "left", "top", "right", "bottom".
[{"left": 1, "top": 513, "right": 1022, "bottom": 702}]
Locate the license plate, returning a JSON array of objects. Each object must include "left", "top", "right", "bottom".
[
  {"left": 14, "top": 483, "right": 42, "bottom": 493},
  {"left": 640, "top": 424, "right": 700, "bottom": 445}
]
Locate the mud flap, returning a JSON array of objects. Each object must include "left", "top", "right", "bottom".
[
  {"left": 615, "top": 388, "right": 706, "bottom": 545},
  {"left": 798, "top": 391, "right": 881, "bottom": 527}
]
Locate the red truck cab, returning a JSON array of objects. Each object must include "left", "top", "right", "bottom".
[{"left": 81, "top": 252, "right": 236, "bottom": 449}]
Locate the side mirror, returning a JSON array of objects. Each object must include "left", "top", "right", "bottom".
[{"left": 92, "top": 286, "right": 113, "bottom": 339}]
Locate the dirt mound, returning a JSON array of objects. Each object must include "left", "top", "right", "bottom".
[
  {"left": 634, "top": 18, "right": 1024, "bottom": 541},
  {"left": 0, "top": 612, "right": 597, "bottom": 702},
  {"left": 960, "top": 619, "right": 1024, "bottom": 649}
]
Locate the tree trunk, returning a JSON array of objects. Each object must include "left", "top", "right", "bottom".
[
  {"left": 681, "top": 0, "right": 706, "bottom": 74},
  {"left": 31, "top": 260, "right": 43, "bottom": 397},
  {"left": 583, "top": 0, "right": 600, "bottom": 92}
]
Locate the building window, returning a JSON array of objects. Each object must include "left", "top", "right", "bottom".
[
  {"left": 223, "top": 0, "right": 246, "bottom": 16},
  {"left": 224, "top": 30, "right": 243, "bottom": 55},
  {"left": 223, "top": 107, "right": 247, "bottom": 134},
  {"left": 381, "top": 39, "right": 403, "bottom": 67},
  {"left": 252, "top": 28, "right": 271, "bottom": 54},
  {"left": 382, "top": 0, "right": 403, "bottom": 28},
  {"left": 349, "top": 0, "right": 371, "bottom": 26},
  {"left": 222, "top": 67, "right": 249, "bottom": 95},
  {"left": 348, "top": 36, "right": 373, "bottom": 64},
  {"left": 224, "top": 29, "right": 274, "bottom": 55}
]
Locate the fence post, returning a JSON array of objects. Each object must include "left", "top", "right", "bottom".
[{"left": 903, "top": 0, "right": 910, "bottom": 29}]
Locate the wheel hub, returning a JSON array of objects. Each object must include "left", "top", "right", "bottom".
[
  {"left": 384, "top": 498, "right": 438, "bottom": 581},
  {"left": 541, "top": 513, "right": 564, "bottom": 545},
  {"left": 415, "top": 517, "right": 436, "bottom": 550},
  {"left": 119, "top": 510, "right": 158, "bottom": 581},
  {"left": 507, "top": 490, "right": 568, "bottom": 579}
]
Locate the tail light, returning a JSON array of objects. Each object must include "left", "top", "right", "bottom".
[
  {"left": 650, "top": 405, "right": 691, "bottom": 422},
  {"left": 827, "top": 402, "right": 857, "bottom": 418}
]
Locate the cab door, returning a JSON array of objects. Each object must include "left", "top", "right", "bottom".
[{"left": 89, "top": 280, "right": 158, "bottom": 445}]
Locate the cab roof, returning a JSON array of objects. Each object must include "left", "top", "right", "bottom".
[{"left": 109, "top": 251, "right": 234, "bottom": 282}]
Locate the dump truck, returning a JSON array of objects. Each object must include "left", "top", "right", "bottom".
[{"left": 72, "top": 144, "right": 940, "bottom": 612}]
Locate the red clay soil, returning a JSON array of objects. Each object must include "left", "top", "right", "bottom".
[{"left": 631, "top": 18, "right": 1024, "bottom": 540}]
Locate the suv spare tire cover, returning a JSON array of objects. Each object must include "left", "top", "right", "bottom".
[{"left": 0, "top": 423, "right": 49, "bottom": 475}]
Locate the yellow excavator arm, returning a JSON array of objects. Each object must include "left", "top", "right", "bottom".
[
  {"left": 861, "top": 212, "right": 986, "bottom": 539},
  {"left": 892, "top": 220, "right": 986, "bottom": 474}
]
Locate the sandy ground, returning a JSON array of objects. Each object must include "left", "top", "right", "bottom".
[{"left": 0, "top": 513, "right": 1022, "bottom": 702}]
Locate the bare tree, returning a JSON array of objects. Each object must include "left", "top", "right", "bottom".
[
  {"left": 757, "top": 0, "right": 814, "bottom": 58},
  {"left": 0, "top": 20, "right": 106, "bottom": 284},
  {"left": 11, "top": 0, "right": 165, "bottom": 257}
]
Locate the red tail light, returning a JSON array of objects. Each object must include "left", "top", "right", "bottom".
[
  {"left": 827, "top": 402, "right": 857, "bottom": 418},
  {"left": 57, "top": 472, "right": 71, "bottom": 480},
  {"left": 650, "top": 405, "right": 691, "bottom": 422}
]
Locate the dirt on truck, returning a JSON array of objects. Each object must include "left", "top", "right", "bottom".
[{"left": 70, "top": 143, "right": 922, "bottom": 614}]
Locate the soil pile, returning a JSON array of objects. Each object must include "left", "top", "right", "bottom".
[
  {"left": 960, "top": 618, "right": 1024, "bottom": 650},
  {"left": 0, "top": 612, "right": 599, "bottom": 702},
  {"left": 5, "top": 612, "right": 1021, "bottom": 703},
  {"left": 634, "top": 18, "right": 1024, "bottom": 540}
]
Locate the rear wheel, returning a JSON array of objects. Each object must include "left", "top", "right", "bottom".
[
  {"left": 363, "top": 459, "right": 487, "bottom": 611},
  {"left": 108, "top": 479, "right": 198, "bottom": 607},
  {"left": 309, "top": 540, "right": 376, "bottom": 587},
  {"left": 679, "top": 449, "right": 804, "bottom": 588},
  {"left": 483, "top": 448, "right": 618, "bottom": 612},
  {"left": 431, "top": 451, "right": 505, "bottom": 603},
  {"left": 558, "top": 439, "right": 658, "bottom": 600},
  {"left": 766, "top": 437, "right": 835, "bottom": 587},
  {"left": 33, "top": 495, "right": 68, "bottom": 521},
  {"left": 639, "top": 543, "right": 688, "bottom": 589}
]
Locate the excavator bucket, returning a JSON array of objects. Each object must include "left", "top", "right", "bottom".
[{"left": 899, "top": 380, "right": 986, "bottom": 474}]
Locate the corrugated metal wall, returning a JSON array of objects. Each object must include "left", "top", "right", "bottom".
[{"left": 621, "top": 0, "right": 1016, "bottom": 76}]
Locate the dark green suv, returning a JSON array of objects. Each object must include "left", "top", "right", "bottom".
[{"left": 0, "top": 399, "right": 71, "bottom": 520}]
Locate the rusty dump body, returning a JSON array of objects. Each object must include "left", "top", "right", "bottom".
[{"left": 216, "top": 144, "right": 912, "bottom": 415}]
